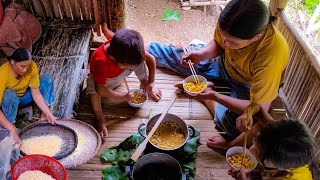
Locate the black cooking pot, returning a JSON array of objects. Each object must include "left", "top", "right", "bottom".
[{"left": 126, "top": 152, "right": 189, "bottom": 180}]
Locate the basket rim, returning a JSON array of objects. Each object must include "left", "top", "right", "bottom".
[
  {"left": 11, "top": 154, "right": 67, "bottom": 180},
  {"left": 19, "top": 122, "right": 78, "bottom": 160}
]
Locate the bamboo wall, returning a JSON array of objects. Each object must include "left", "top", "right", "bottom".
[
  {"left": 277, "top": 14, "right": 320, "bottom": 161},
  {"left": 2, "top": 0, "right": 126, "bottom": 31},
  {"left": 32, "top": 26, "right": 91, "bottom": 119}
]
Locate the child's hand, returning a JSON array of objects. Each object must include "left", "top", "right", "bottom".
[
  {"left": 228, "top": 166, "right": 248, "bottom": 180},
  {"left": 140, "top": 82, "right": 162, "bottom": 101},
  {"left": 124, "top": 92, "right": 134, "bottom": 102},
  {"left": 139, "top": 80, "right": 148, "bottom": 90}
]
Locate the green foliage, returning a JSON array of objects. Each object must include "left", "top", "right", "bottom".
[
  {"left": 304, "top": 0, "right": 320, "bottom": 15},
  {"left": 100, "top": 132, "right": 144, "bottom": 165},
  {"left": 100, "top": 129, "right": 201, "bottom": 180},
  {"left": 101, "top": 166, "right": 128, "bottom": 180},
  {"left": 161, "top": 8, "right": 181, "bottom": 21}
]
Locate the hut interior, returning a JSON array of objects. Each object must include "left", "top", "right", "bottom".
[{"left": 0, "top": 0, "right": 319, "bottom": 179}]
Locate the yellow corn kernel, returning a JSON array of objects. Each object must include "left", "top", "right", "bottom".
[
  {"left": 227, "top": 153, "right": 256, "bottom": 170},
  {"left": 184, "top": 81, "right": 206, "bottom": 93},
  {"left": 148, "top": 122, "right": 185, "bottom": 150},
  {"left": 131, "top": 91, "right": 147, "bottom": 104}
]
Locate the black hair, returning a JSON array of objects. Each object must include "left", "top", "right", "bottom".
[
  {"left": 107, "top": 28, "right": 145, "bottom": 65},
  {"left": 8, "top": 48, "right": 32, "bottom": 62},
  {"left": 218, "top": 0, "right": 273, "bottom": 39},
  {"left": 255, "top": 118, "right": 318, "bottom": 178}
]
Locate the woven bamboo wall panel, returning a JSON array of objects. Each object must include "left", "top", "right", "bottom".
[
  {"left": 277, "top": 16, "right": 320, "bottom": 160},
  {"left": 32, "top": 27, "right": 91, "bottom": 119},
  {"left": 4, "top": 0, "right": 126, "bottom": 31}
]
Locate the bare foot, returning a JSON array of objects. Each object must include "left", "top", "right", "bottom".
[
  {"left": 146, "top": 88, "right": 162, "bottom": 102},
  {"left": 94, "top": 115, "right": 108, "bottom": 138},
  {"left": 206, "top": 133, "right": 230, "bottom": 150}
]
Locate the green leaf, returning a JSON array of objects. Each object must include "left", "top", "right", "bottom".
[
  {"left": 161, "top": 8, "right": 181, "bottom": 21},
  {"left": 119, "top": 132, "right": 144, "bottom": 149},
  {"left": 117, "top": 149, "right": 133, "bottom": 162},
  {"left": 183, "top": 161, "right": 195, "bottom": 170},
  {"left": 101, "top": 148, "right": 118, "bottom": 163},
  {"left": 102, "top": 166, "right": 128, "bottom": 180},
  {"left": 184, "top": 129, "right": 200, "bottom": 154},
  {"left": 100, "top": 129, "right": 201, "bottom": 179}
]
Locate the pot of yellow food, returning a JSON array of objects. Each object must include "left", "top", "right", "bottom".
[{"left": 138, "top": 113, "right": 195, "bottom": 151}]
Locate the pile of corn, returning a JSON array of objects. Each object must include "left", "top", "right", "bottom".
[
  {"left": 227, "top": 153, "right": 256, "bottom": 170},
  {"left": 20, "top": 135, "right": 63, "bottom": 157},
  {"left": 67, "top": 130, "right": 86, "bottom": 158},
  {"left": 184, "top": 81, "right": 206, "bottom": 93},
  {"left": 149, "top": 122, "right": 185, "bottom": 150},
  {"left": 17, "top": 170, "right": 56, "bottom": 180},
  {"left": 130, "top": 90, "right": 147, "bottom": 104}
]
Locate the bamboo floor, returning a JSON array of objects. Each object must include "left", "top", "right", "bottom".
[{"left": 70, "top": 68, "right": 287, "bottom": 180}]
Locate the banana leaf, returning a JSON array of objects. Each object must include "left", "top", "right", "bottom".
[{"left": 101, "top": 129, "right": 200, "bottom": 180}]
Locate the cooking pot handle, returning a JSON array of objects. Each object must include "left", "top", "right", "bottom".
[
  {"left": 182, "top": 169, "right": 190, "bottom": 180},
  {"left": 188, "top": 125, "right": 195, "bottom": 139},
  {"left": 125, "top": 166, "right": 132, "bottom": 179},
  {"left": 138, "top": 122, "right": 147, "bottom": 137}
]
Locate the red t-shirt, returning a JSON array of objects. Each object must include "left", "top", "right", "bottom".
[{"left": 90, "top": 41, "right": 125, "bottom": 84}]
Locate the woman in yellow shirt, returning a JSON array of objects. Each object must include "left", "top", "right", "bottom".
[
  {"left": 147, "top": 0, "right": 289, "bottom": 150},
  {"left": 0, "top": 48, "right": 57, "bottom": 144},
  {"left": 229, "top": 118, "right": 317, "bottom": 180}
]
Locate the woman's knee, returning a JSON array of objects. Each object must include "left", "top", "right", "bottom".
[
  {"left": 2, "top": 89, "right": 19, "bottom": 106},
  {"left": 1, "top": 89, "right": 19, "bottom": 122}
]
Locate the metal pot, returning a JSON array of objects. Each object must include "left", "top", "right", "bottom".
[
  {"left": 138, "top": 113, "right": 195, "bottom": 151},
  {"left": 126, "top": 152, "right": 189, "bottom": 180}
]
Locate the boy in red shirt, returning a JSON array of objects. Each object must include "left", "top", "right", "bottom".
[{"left": 87, "top": 24, "right": 162, "bottom": 138}]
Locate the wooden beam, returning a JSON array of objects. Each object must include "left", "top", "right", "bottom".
[
  {"left": 92, "top": 0, "right": 101, "bottom": 36},
  {"left": 269, "top": 0, "right": 288, "bottom": 16},
  {"left": 39, "top": 18, "right": 94, "bottom": 28},
  {"left": 280, "top": 13, "right": 320, "bottom": 76},
  {"left": 181, "top": 1, "right": 229, "bottom": 7}
]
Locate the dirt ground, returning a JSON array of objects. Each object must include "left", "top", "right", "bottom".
[{"left": 125, "top": 0, "right": 221, "bottom": 45}]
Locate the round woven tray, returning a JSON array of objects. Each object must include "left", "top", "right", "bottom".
[
  {"left": 19, "top": 123, "right": 78, "bottom": 160},
  {"left": 57, "top": 119, "right": 102, "bottom": 168}
]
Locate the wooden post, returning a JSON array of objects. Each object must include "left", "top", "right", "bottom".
[
  {"left": 269, "top": 0, "right": 288, "bottom": 26},
  {"left": 92, "top": 0, "right": 100, "bottom": 36},
  {"left": 103, "top": 0, "right": 126, "bottom": 32},
  {"left": 51, "top": 0, "right": 61, "bottom": 18}
]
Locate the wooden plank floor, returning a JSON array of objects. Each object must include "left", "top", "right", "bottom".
[
  {"left": 71, "top": 65, "right": 288, "bottom": 180},
  {"left": 71, "top": 68, "right": 235, "bottom": 180}
]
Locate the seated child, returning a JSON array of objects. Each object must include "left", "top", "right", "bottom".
[
  {"left": 229, "top": 118, "right": 318, "bottom": 180},
  {"left": 87, "top": 23, "right": 162, "bottom": 138}
]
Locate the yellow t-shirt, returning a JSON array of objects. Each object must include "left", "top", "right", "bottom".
[
  {"left": 214, "top": 24, "right": 289, "bottom": 104},
  {"left": 0, "top": 61, "right": 40, "bottom": 104},
  {"left": 270, "top": 165, "right": 313, "bottom": 180}
]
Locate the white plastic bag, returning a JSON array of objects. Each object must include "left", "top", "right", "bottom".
[{"left": 0, "top": 135, "right": 20, "bottom": 180}]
